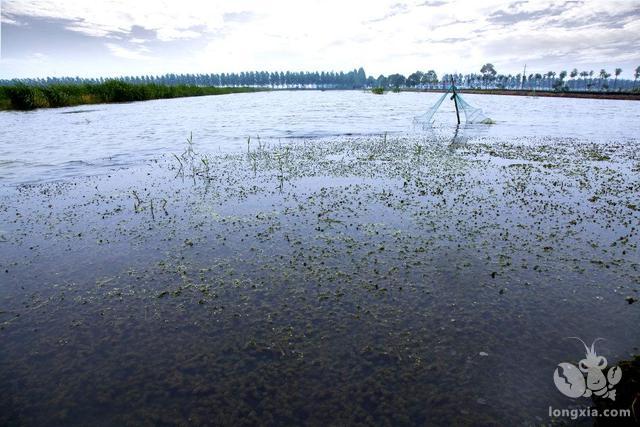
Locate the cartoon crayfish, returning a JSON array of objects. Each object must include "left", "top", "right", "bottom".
[{"left": 553, "top": 338, "right": 622, "bottom": 400}]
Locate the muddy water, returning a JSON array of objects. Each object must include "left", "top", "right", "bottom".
[{"left": 0, "top": 92, "right": 639, "bottom": 426}]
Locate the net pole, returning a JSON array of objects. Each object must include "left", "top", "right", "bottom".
[{"left": 451, "top": 79, "right": 460, "bottom": 124}]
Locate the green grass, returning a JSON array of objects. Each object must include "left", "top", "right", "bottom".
[
  {"left": 371, "top": 87, "right": 385, "bottom": 95},
  {"left": 0, "top": 80, "right": 264, "bottom": 111}
]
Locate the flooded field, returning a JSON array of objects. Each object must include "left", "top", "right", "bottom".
[{"left": 1, "top": 91, "right": 639, "bottom": 425}]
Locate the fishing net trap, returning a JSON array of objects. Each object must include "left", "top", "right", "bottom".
[{"left": 414, "top": 84, "right": 494, "bottom": 128}]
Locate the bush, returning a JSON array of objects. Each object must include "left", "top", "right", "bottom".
[
  {"left": 0, "top": 81, "right": 261, "bottom": 110},
  {"left": 42, "top": 86, "right": 70, "bottom": 107},
  {"left": 371, "top": 87, "right": 385, "bottom": 95},
  {"left": 4, "top": 84, "right": 50, "bottom": 110}
]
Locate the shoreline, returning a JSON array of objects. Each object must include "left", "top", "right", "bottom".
[
  {"left": 0, "top": 83, "right": 266, "bottom": 111},
  {"left": 1, "top": 84, "right": 638, "bottom": 112},
  {"left": 399, "top": 87, "right": 640, "bottom": 101}
]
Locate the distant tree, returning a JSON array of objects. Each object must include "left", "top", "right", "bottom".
[
  {"left": 421, "top": 70, "right": 438, "bottom": 86},
  {"left": 599, "top": 69, "right": 610, "bottom": 90},
  {"left": 480, "top": 63, "right": 497, "bottom": 88},
  {"left": 546, "top": 71, "right": 556, "bottom": 89},
  {"left": 376, "top": 74, "right": 388, "bottom": 88},
  {"left": 577, "top": 71, "right": 587, "bottom": 90},
  {"left": 635, "top": 66, "right": 640, "bottom": 89},
  {"left": 570, "top": 68, "right": 578, "bottom": 79},
  {"left": 406, "top": 71, "right": 424, "bottom": 87},
  {"left": 613, "top": 68, "right": 622, "bottom": 90},
  {"left": 534, "top": 73, "right": 542, "bottom": 89},
  {"left": 356, "top": 67, "right": 367, "bottom": 87},
  {"left": 387, "top": 73, "right": 406, "bottom": 89},
  {"left": 554, "top": 70, "right": 567, "bottom": 91}
]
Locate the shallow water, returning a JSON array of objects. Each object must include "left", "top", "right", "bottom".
[
  {"left": 1, "top": 90, "right": 639, "bottom": 184},
  {"left": 0, "top": 91, "right": 639, "bottom": 426}
]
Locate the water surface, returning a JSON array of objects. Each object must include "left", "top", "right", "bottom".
[
  {"left": 1, "top": 90, "right": 638, "bottom": 184},
  {"left": 0, "top": 91, "right": 639, "bottom": 426}
]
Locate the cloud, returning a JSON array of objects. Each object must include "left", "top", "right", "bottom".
[
  {"left": 368, "top": 3, "right": 410, "bottom": 23},
  {"left": 156, "top": 28, "right": 202, "bottom": 42},
  {"left": 105, "top": 42, "right": 152, "bottom": 60},
  {"left": 544, "top": 8, "right": 640, "bottom": 30},
  {"left": 1, "top": 14, "right": 24, "bottom": 26},
  {"left": 129, "top": 25, "right": 157, "bottom": 41},
  {"left": 223, "top": 11, "right": 256, "bottom": 23},
  {"left": 2, "top": 0, "right": 224, "bottom": 41},
  {"left": 417, "top": 1, "right": 447, "bottom": 7},
  {"left": 0, "top": 0, "right": 639, "bottom": 79},
  {"left": 487, "top": 2, "right": 575, "bottom": 25},
  {"left": 428, "top": 37, "right": 473, "bottom": 43}
]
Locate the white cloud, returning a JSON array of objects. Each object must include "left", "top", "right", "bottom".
[
  {"left": 1, "top": 0, "right": 639, "bottom": 78},
  {"left": 105, "top": 42, "right": 152, "bottom": 60}
]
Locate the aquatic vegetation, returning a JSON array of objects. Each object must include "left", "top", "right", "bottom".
[
  {"left": 0, "top": 130, "right": 638, "bottom": 425},
  {"left": 371, "top": 87, "right": 385, "bottom": 95}
]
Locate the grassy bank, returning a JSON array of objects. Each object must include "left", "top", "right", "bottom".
[{"left": 0, "top": 80, "right": 263, "bottom": 111}]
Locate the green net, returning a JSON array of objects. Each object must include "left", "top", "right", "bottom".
[
  {"left": 414, "top": 86, "right": 494, "bottom": 127},
  {"left": 413, "top": 91, "right": 449, "bottom": 127},
  {"left": 455, "top": 93, "right": 493, "bottom": 124}
]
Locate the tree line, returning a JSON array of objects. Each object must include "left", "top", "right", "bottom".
[{"left": 2, "top": 65, "right": 639, "bottom": 92}]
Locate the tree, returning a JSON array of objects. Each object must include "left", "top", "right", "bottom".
[
  {"left": 356, "top": 67, "right": 367, "bottom": 87},
  {"left": 546, "top": 71, "right": 556, "bottom": 90},
  {"left": 406, "top": 71, "right": 424, "bottom": 87},
  {"left": 614, "top": 68, "right": 622, "bottom": 90},
  {"left": 480, "top": 63, "right": 497, "bottom": 88},
  {"left": 578, "top": 71, "right": 588, "bottom": 91},
  {"left": 534, "top": 73, "right": 542, "bottom": 89},
  {"left": 421, "top": 70, "right": 438, "bottom": 86},
  {"left": 554, "top": 70, "right": 567, "bottom": 91},
  {"left": 387, "top": 73, "right": 406, "bottom": 89},
  {"left": 635, "top": 66, "right": 640, "bottom": 89},
  {"left": 599, "top": 69, "right": 610, "bottom": 90}
]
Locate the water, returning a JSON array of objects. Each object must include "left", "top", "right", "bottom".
[
  {"left": 1, "top": 90, "right": 639, "bottom": 184},
  {"left": 1, "top": 91, "right": 639, "bottom": 425}
]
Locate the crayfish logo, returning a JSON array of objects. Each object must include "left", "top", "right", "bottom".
[{"left": 553, "top": 338, "right": 622, "bottom": 400}]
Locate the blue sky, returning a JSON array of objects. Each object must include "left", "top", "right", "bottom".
[{"left": 1, "top": 0, "right": 639, "bottom": 79}]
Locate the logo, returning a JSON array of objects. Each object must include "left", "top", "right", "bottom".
[{"left": 553, "top": 338, "right": 622, "bottom": 400}]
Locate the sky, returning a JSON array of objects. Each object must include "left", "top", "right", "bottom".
[{"left": 1, "top": 0, "right": 639, "bottom": 79}]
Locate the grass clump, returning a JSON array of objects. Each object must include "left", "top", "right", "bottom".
[{"left": 371, "top": 87, "right": 385, "bottom": 95}]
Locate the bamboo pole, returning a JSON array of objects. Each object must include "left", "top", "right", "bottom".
[{"left": 451, "top": 80, "right": 460, "bottom": 125}]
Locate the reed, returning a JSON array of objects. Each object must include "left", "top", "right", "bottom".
[{"left": 0, "top": 80, "right": 263, "bottom": 111}]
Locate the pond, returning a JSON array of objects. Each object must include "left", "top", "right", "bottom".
[{"left": 0, "top": 91, "right": 639, "bottom": 425}]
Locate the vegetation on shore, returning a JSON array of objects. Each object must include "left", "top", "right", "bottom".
[
  {"left": 0, "top": 80, "right": 261, "bottom": 111},
  {"left": 2, "top": 62, "right": 639, "bottom": 111}
]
